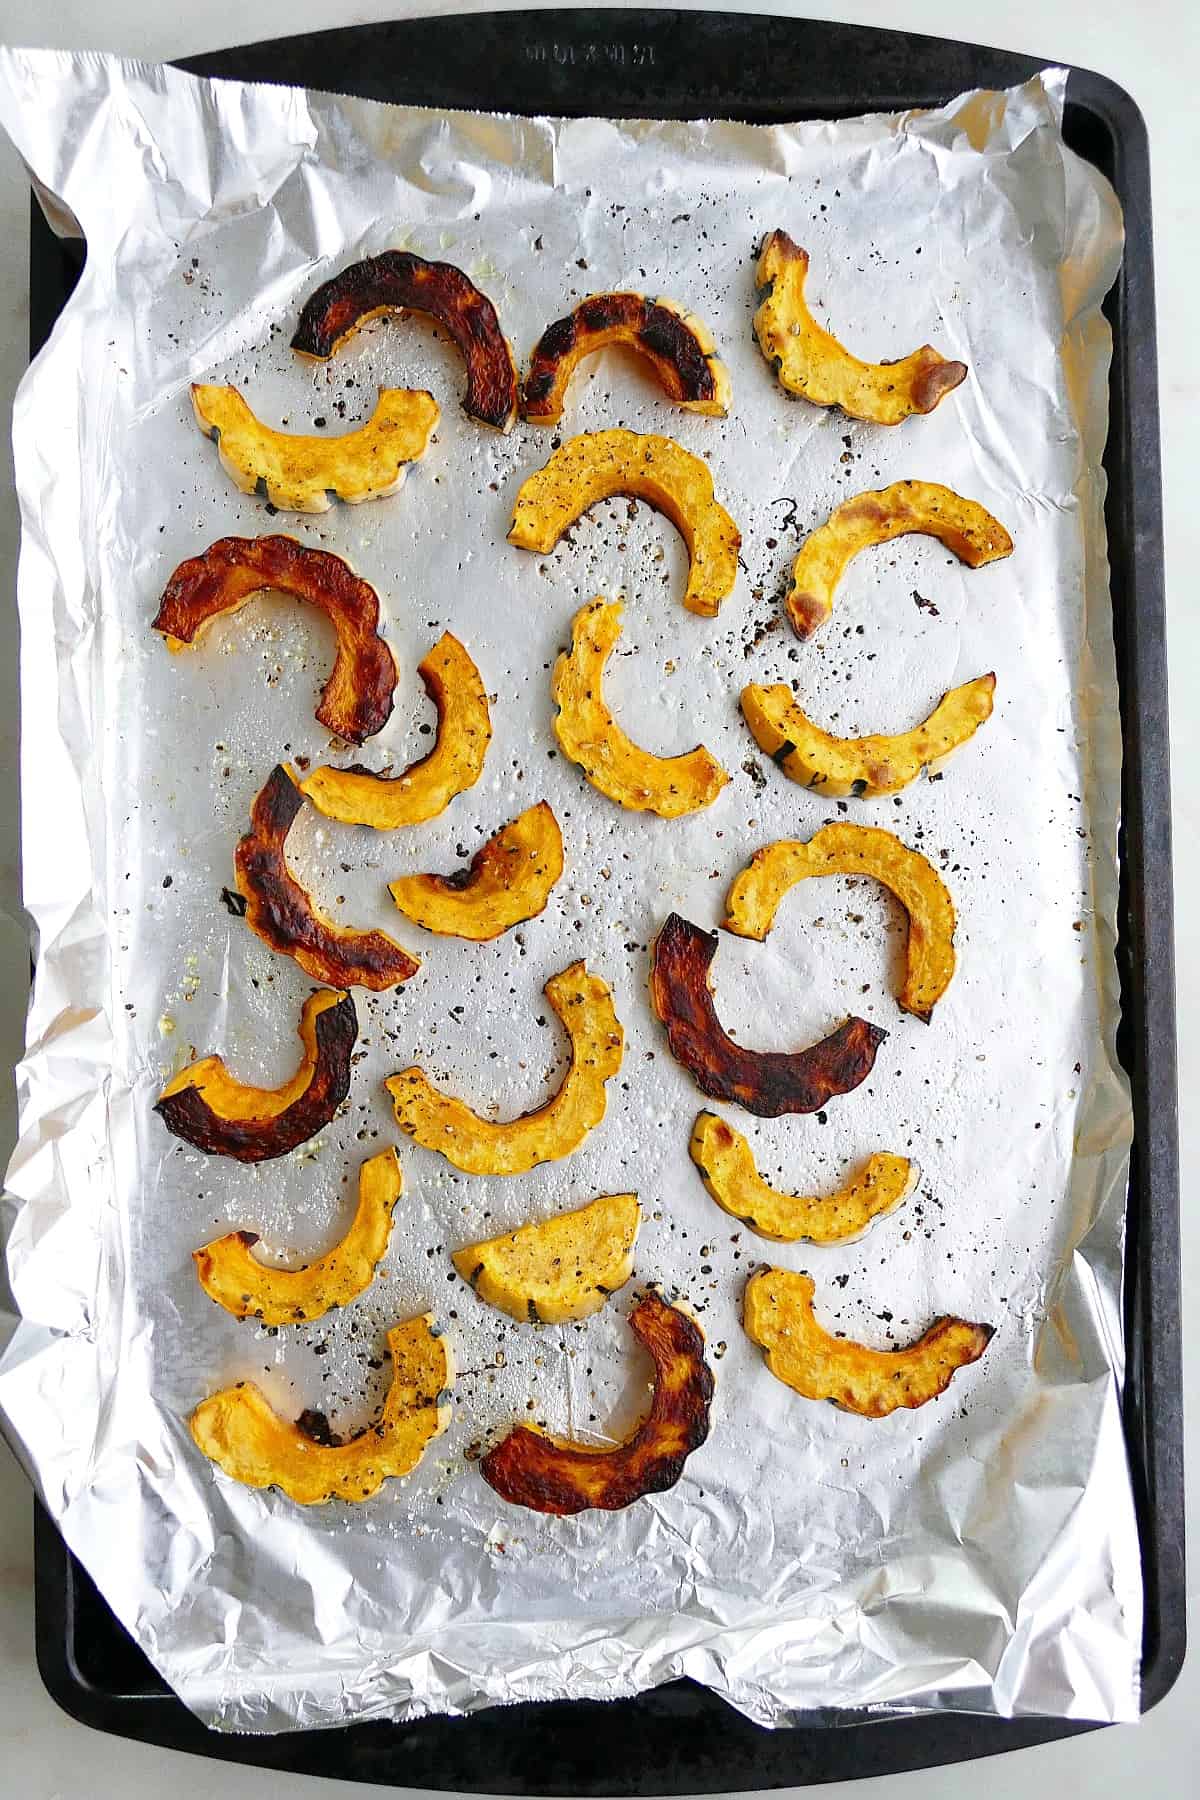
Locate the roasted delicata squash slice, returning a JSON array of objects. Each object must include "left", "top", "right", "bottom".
[
  {"left": 744, "top": 1268, "right": 992, "bottom": 1416},
  {"left": 152, "top": 534, "right": 397, "bottom": 744},
  {"left": 741, "top": 674, "right": 995, "bottom": 799},
  {"left": 386, "top": 960, "right": 623, "bottom": 1174},
  {"left": 193, "top": 1148, "right": 402, "bottom": 1324},
  {"left": 388, "top": 801, "right": 563, "bottom": 941},
  {"left": 689, "top": 1112, "right": 915, "bottom": 1244},
  {"left": 753, "top": 231, "right": 968, "bottom": 425},
  {"left": 291, "top": 250, "right": 519, "bottom": 431},
  {"left": 237, "top": 764, "right": 420, "bottom": 991},
  {"left": 523, "top": 292, "right": 731, "bottom": 424},
  {"left": 191, "top": 384, "right": 438, "bottom": 513},
  {"left": 191, "top": 1311, "right": 453, "bottom": 1504},
  {"left": 155, "top": 988, "right": 355, "bottom": 1162},
  {"left": 784, "top": 480, "right": 1013, "bottom": 639},
  {"left": 453, "top": 1192, "right": 640, "bottom": 1324},
  {"left": 301, "top": 632, "right": 491, "bottom": 829},
  {"left": 552, "top": 599, "right": 729, "bottom": 816},
  {"left": 724, "top": 823, "right": 955, "bottom": 1022},
  {"left": 650, "top": 913, "right": 885, "bottom": 1118},
  {"left": 508, "top": 429, "right": 740, "bottom": 618},
  {"left": 481, "top": 1290, "right": 713, "bottom": 1513}
]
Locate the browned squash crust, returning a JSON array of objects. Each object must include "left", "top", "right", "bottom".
[
  {"left": 480, "top": 1290, "right": 713, "bottom": 1513},
  {"left": 291, "top": 250, "right": 519, "bottom": 431},
  {"left": 152, "top": 534, "right": 397, "bottom": 744},
  {"left": 236, "top": 764, "right": 420, "bottom": 991},
  {"left": 523, "top": 292, "right": 730, "bottom": 424},
  {"left": 155, "top": 988, "right": 355, "bottom": 1162},
  {"left": 388, "top": 801, "right": 564, "bottom": 941},
  {"left": 649, "top": 912, "right": 885, "bottom": 1117}
]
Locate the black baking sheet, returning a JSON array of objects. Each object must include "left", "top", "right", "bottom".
[{"left": 26, "top": 9, "right": 1183, "bottom": 1789}]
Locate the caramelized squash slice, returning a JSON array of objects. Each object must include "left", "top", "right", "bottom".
[
  {"left": 156, "top": 988, "right": 355, "bottom": 1162},
  {"left": 689, "top": 1112, "right": 915, "bottom": 1244},
  {"left": 388, "top": 801, "right": 563, "bottom": 940},
  {"left": 386, "top": 960, "right": 623, "bottom": 1174},
  {"left": 741, "top": 674, "right": 995, "bottom": 798},
  {"left": 291, "top": 250, "right": 519, "bottom": 431},
  {"left": 724, "top": 823, "right": 955, "bottom": 1022},
  {"left": 508, "top": 429, "right": 740, "bottom": 618},
  {"left": 754, "top": 232, "right": 967, "bottom": 424},
  {"left": 744, "top": 1268, "right": 992, "bottom": 1416},
  {"left": 193, "top": 1148, "right": 402, "bottom": 1324},
  {"left": 191, "top": 384, "right": 438, "bottom": 513},
  {"left": 481, "top": 1290, "right": 713, "bottom": 1513},
  {"left": 301, "top": 632, "right": 490, "bottom": 829},
  {"left": 191, "top": 1312, "right": 453, "bottom": 1504},
  {"left": 152, "top": 534, "right": 397, "bottom": 744},
  {"left": 236, "top": 764, "right": 419, "bottom": 991},
  {"left": 453, "top": 1192, "right": 640, "bottom": 1324},
  {"left": 784, "top": 481, "right": 1013, "bottom": 639},
  {"left": 523, "top": 292, "right": 730, "bottom": 424},
  {"left": 553, "top": 599, "right": 728, "bottom": 816},
  {"left": 650, "top": 912, "right": 885, "bottom": 1118}
]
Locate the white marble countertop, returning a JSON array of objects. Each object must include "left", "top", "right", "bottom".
[{"left": 0, "top": 2, "right": 1194, "bottom": 1794}]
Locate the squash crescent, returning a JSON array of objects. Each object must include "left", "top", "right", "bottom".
[
  {"left": 193, "top": 1147, "right": 402, "bottom": 1323},
  {"left": 743, "top": 1268, "right": 992, "bottom": 1417},
  {"left": 385, "top": 960, "right": 624, "bottom": 1174},
  {"left": 523, "top": 292, "right": 730, "bottom": 424},
  {"left": 453, "top": 1192, "right": 641, "bottom": 1324},
  {"left": 190, "top": 1311, "right": 453, "bottom": 1503},
  {"left": 723, "top": 823, "right": 955, "bottom": 1022},
  {"left": 388, "top": 801, "right": 564, "bottom": 940},
  {"left": 508, "top": 429, "right": 741, "bottom": 618},
  {"left": 552, "top": 599, "right": 729, "bottom": 816},
  {"left": 753, "top": 231, "right": 968, "bottom": 425}
]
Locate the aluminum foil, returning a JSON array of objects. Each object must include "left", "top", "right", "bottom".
[{"left": 0, "top": 49, "right": 1139, "bottom": 1733}]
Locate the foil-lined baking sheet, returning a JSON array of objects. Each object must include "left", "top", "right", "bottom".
[{"left": 0, "top": 49, "right": 1139, "bottom": 1732}]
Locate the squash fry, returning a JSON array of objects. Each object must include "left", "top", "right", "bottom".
[
  {"left": 523, "top": 292, "right": 730, "bottom": 423},
  {"left": 388, "top": 801, "right": 563, "bottom": 941},
  {"left": 453, "top": 1192, "right": 640, "bottom": 1323},
  {"left": 689, "top": 1112, "right": 915, "bottom": 1244}
]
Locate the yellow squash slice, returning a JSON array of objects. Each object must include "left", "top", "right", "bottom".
[
  {"left": 190, "top": 1312, "right": 453, "bottom": 1503},
  {"left": 753, "top": 232, "right": 967, "bottom": 425},
  {"left": 508, "top": 429, "right": 740, "bottom": 618},
  {"left": 724, "top": 822, "right": 956, "bottom": 1022},
  {"left": 388, "top": 801, "right": 564, "bottom": 940},
  {"left": 452, "top": 1192, "right": 640, "bottom": 1323},
  {"left": 784, "top": 480, "right": 1013, "bottom": 639},
  {"left": 552, "top": 599, "right": 729, "bottom": 816},
  {"left": 741, "top": 674, "right": 995, "bottom": 798},
  {"left": 744, "top": 1268, "right": 992, "bottom": 1417},
  {"left": 386, "top": 960, "right": 624, "bottom": 1174},
  {"left": 689, "top": 1112, "right": 915, "bottom": 1244},
  {"left": 301, "top": 632, "right": 491, "bottom": 830},
  {"left": 191, "top": 384, "right": 439, "bottom": 513},
  {"left": 193, "top": 1147, "right": 402, "bottom": 1324}
]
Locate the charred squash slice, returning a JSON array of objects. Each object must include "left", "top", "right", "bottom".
[
  {"left": 741, "top": 675, "right": 995, "bottom": 798},
  {"left": 785, "top": 480, "right": 1013, "bottom": 639},
  {"left": 155, "top": 988, "right": 355, "bottom": 1162},
  {"left": 236, "top": 764, "right": 419, "bottom": 991},
  {"left": 553, "top": 599, "right": 729, "bottom": 816},
  {"left": 190, "top": 384, "right": 438, "bottom": 513},
  {"left": 388, "top": 801, "right": 563, "bottom": 941},
  {"left": 744, "top": 1268, "right": 992, "bottom": 1416},
  {"left": 301, "top": 633, "right": 490, "bottom": 830},
  {"left": 650, "top": 912, "right": 885, "bottom": 1118},
  {"left": 193, "top": 1148, "right": 402, "bottom": 1324},
  {"left": 191, "top": 1311, "right": 453, "bottom": 1504},
  {"left": 152, "top": 534, "right": 397, "bottom": 744},
  {"left": 508, "top": 429, "right": 740, "bottom": 618},
  {"left": 291, "top": 250, "right": 518, "bottom": 431},
  {"left": 689, "top": 1112, "right": 915, "bottom": 1244},
  {"left": 523, "top": 293, "right": 730, "bottom": 424},
  {"left": 453, "top": 1192, "right": 640, "bottom": 1324},
  {"left": 754, "top": 231, "right": 967, "bottom": 425},
  {"left": 386, "top": 960, "right": 623, "bottom": 1174},
  {"left": 724, "top": 823, "right": 955, "bottom": 1023},
  {"left": 481, "top": 1290, "right": 713, "bottom": 1513}
]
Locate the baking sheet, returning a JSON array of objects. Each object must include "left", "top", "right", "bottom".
[{"left": 0, "top": 49, "right": 1139, "bottom": 1732}]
